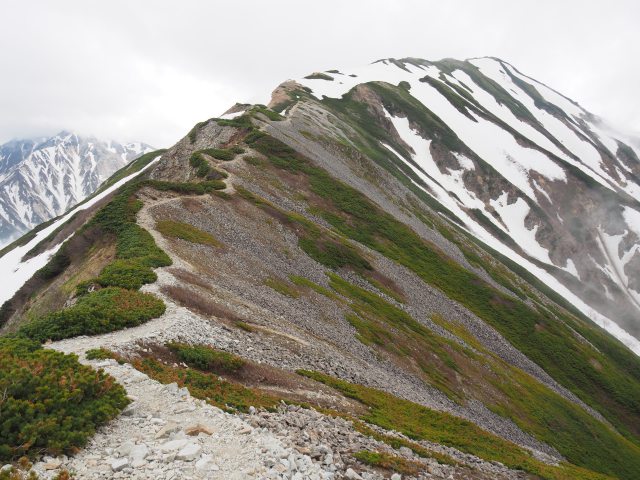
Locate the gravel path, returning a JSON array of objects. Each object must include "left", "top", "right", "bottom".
[{"left": 33, "top": 357, "right": 330, "bottom": 480}]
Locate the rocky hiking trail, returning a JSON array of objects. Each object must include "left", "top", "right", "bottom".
[
  {"left": 32, "top": 354, "right": 331, "bottom": 480},
  {"left": 29, "top": 189, "right": 533, "bottom": 480},
  {"left": 33, "top": 297, "right": 525, "bottom": 480}
]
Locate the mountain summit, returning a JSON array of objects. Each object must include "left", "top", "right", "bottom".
[
  {"left": 3, "top": 58, "right": 640, "bottom": 480},
  {"left": 0, "top": 132, "right": 153, "bottom": 246}
]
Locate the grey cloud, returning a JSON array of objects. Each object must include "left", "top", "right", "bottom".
[{"left": 1, "top": 0, "right": 638, "bottom": 147}]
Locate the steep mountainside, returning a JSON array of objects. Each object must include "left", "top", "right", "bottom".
[
  {"left": 2, "top": 58, "right": 640, "bottom": 480},
  {"left": 290, "top": 58, "right": 640, "bottom": 350},
  {"left": 0, "top": 131, "right": 153, "bottom": 246}
]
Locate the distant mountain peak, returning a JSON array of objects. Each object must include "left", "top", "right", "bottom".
[{"left": 0, "top": 132, "right": 153, "bottom": 247}]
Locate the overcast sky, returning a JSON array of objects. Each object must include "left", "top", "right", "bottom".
[{"left": 1, "top": 0, "right": 638, "bottom": 147}]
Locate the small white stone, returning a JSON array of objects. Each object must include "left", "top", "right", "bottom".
[
  {"left": 160, "top": 439, "right": 189, "bottom": 452},
  {"left": 117, "top": 441, "right": 135, "bottom": 457},
  {"left": 345, "top": 468, "right": 363, "bottom": 480},
  {"left": 195, "top": 454, "right": 212, "bottom": 472},
  {"left": 131, "top": 459, "right": 147, "bottom": 468},
  {"left": 43, "top": 459, "right": 62, "bottom": 470},
  {"left": 154, "top": 421, "right": 179, "bottom": 439},
  {"left": 176, "top": 443, "right": 202, "bottom": 461},
  {"left": 111, "top": 458, "right": 130, "bottom": 472},
  {"left": 130, "top": 444, "right": 149, "bottom": 462},
  {"left": 162, "top": 452, "right": 176, "bottom": 463}
]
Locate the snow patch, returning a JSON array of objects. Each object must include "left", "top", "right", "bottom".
[
  {"left": 220, "top": 110, "right": 245, "bottom": 120},
  {"left": 563, "top": 259, "right": 580, "bottom": 279},
  {"left": 490, "top": 193, "right": 551, "bottom": 263},
  {"left": 597, "top": 229, "right": 640, "bottom": 308},
  {"left": 623, "top": 207, "right": 640, "bottom": 238}
]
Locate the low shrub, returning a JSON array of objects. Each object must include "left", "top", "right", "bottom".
[
  {"left": 212, "top": 190, "right": 232, "bottom": 200},
  {"left": 146, "top": 180, "right": 225, "bottom": 194},
  {"left": 115, "top": 224, "right": 171, "bottom": 267},
  {"left": 134, "top": 357, "right": 277, "bottom": 413},
  {"left": 35, "top": 247, "right": 70, "bottom": 281},
  {"left": 264, "top": 277, "right": 300, "bottom": 298},
  {"left": 353, "top": 422, "right": 459, "bottom": 466},
  {"left": 167, "top": 343, "right": 245, "bottom": 373},
  {"left": 216, "top": 115, "right": 254, "bottom": 128},
  {"left": 198, "top": 148, "right": 236, "bottom": 161},
  {"left": 18, "top": 287, "right": 165, "bottom": 342},
  {"left": 250, "top": 105, "right": 284, "bottom": 121},
  {"left": 234, "top": 321, "right": 254, "bottom": 332},
  {"left": 298, "top": 234, "right": 371, "bottom": 272},
  {"left": 289, "top": 275, "right": 338, "bottom": 300},
  {"left": 95, "top": 259, "right": 157, "bottom": 290},
  {"left": 353, "top": 451, "right": 421, "bottom": 475},
  {"left": 85, "top": 347, "right": 120, "bottom": 361},
  {"left": 244, "top": 156, "right": 265, "bottom": 166},
  {"left": 88, "top": 183, "right": 171, "bottom": 270},
  {"left": 205, "top": 169, "right": 228, "bottom": 181},
  {"left": 0, "top": 460, "right": 73, "bottom": 479},
  {"left": 156, "top": 220, "right": 221, "bottom": 247},
  {"left": 0, "top": 338, "right": 128, "bottom": 461},
  {"left": 189, "top": 153, "right": 211, "bottom": 177}
]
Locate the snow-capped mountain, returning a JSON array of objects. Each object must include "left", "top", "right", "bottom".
[
  {"left": 288, "top": 57, "right": 640, "bottom": 348},
  {"left": 0, "top": 132, "right": 153, "bottom": 246}
]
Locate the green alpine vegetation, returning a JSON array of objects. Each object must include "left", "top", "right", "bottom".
[
  {"left": 3, "top": 55, "right": 640, "bottom": 480},
  {"left": 264, "top": 277, "right": 301, "bottom": 298},
  {"left": 92, "top": 258, "right": 157, "bottom": 291},
  {"left": 156, "top": 220, "right": 222, "bottom": 247},
  {"left": 324, "top": 271, "right": 640, "bottom": 477},
  {"left": 145, "top": 179, "right": 226, "bottom": 194},
  {"left": 18, "top": 287, "right": 165, "bottom": 342},
  {"left": 133, "top": 357, "right": 279, "bottom": 413},
  {"left": 13, "top": 158, "right": 232, "bottom": 340},
  {"left": 166, "top": 342, "right": 245, "bottom": 373},
  {"left": 16, "top": 176, "right": 173, "bottom": 341},
  {"left": 85, "top": 347, "right": 122, "bottom": 361},
  {"left": 198, "top": 146, "right": 244, "bottom": 161},
  {"left": 299, "top": 370, "right": 615, "bottom": 480},
  {"left": 352, "top": 451, "right": 422, "bottom": 476},
  {"left": 189, "top": 151, "right": 230, "bottom": 179},
  {"left": 0, "top": 338, "right": 128, "bottom": 461},
  {"left": 189, "top": 152, "right": 212, "bottom": 177},
  {"left": 289, "top": 274, "right": 339, "bottom": 300}
]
